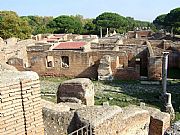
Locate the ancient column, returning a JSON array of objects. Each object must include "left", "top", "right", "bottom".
[
  {"left": 162, "top": 52, "right": 175, "bottom": 120},
  {"left": 106, "top": 28, "right": 109, "bottom": 37},
  {"left": 100, "top": 27, "right": 103, "bottom": 38},
  {"left": 165, "top": 93, "right": 175, "bottom": 120},
  {"left": 162, "top": 52, "right": 169, "bottom": 94}
]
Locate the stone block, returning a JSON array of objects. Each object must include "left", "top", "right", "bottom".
[
  {"left": 57, "top": 78, "right": 94, "bottom": 106},
  {"left": 75, "top": 105, "right": 150, "bottom": 135},
  {"left": 144, "top": 106, "right": 170, "bottom": 135},
  {"left": 98, "top": 55, "right": 113, "bottom": 81}
]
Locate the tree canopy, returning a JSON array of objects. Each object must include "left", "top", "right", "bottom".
[
  {"left": 0, "top": 10, "right": 167, "bottom": 39},
  {"left": 153, "top": 7, "right": 180, "bottom": 34},
  {"left": 0, "top": 11, "right": 32, "bottom": 39},
  {"left": 47, "top": 15, "right": 83, "bottom": 34},
  {"left": 153, "top": 14, "right": 167, "bottom": 29},
  {"left": 93, "top": 12, "right": 127, "bottom": 28},
  {"left": 21, "top": 16, "right": 53, "bottom": 35},
  {"left": 93, "top": 12, "right": 154, "bottom": 35}
]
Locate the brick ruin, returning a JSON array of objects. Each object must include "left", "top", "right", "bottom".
[
  {"left": 0, "top": 32, "right": 179, "bottom": 134},
  {"left": 0, "top": 70, "right": 44, "bottom": 135},
  {"left": 0, "top": 62, "right": 172, "bottom": 135},
  {"left": 0, "top": 32, "right": 179, "bottom": 81}
]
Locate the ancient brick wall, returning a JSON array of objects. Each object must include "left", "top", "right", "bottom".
[
  {"left": 149, "top": 40, "right": 172, "bottom": 49},
  {"left": 119, "top": 44, "right": 148, "bottom": 67},
  {"left": 7, "top": 57, "right": 24, "bottom": 71},
  {"left": 113, "top": 67, "right": 140, "bottom": 80},
  {"left": 123, "top": 38, "right": 146, "bottom": 45},
  {"left": 27, "top": 50, "right": 47, "bottom": 73},
  {"left": 26, "top": 41, "right": 150, "bottom": 80},
  {"left": 90, "top": 51, "right": 127, "bottom": 71},
  {"left": 0, "top": 71, "right": 44, "bottom": 135},
  {"left": 168, "top": 51, "right": 180, "bottom": 68},
  {"left": 148, "top": 56, "right": 162, "bottom": 80},
  {"left": 27, "top": 49, "right": 128, "bottom": 79}
]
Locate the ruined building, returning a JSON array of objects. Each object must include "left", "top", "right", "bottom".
[
  {"left": 0, "top": 32, "right": 179, "bottom": 134},
  {"left": 2, "top": 32, "right": 179, "bottom": 81}
]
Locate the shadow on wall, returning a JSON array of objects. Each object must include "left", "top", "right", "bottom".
[
  {"left": 113, "top": 67, "right": 140, "bottom": 80},
  {"left": 168, "top": 68, "right": 180, "bottom": 79},
  {"left": 167, "top": 47, "right": 180, "bottom": 79},
  {"left": 77, "top": 60, "right": 99, "bottom": 80},
  {"left": 67, "top": 114, "right": 78, "bottom": 134}
]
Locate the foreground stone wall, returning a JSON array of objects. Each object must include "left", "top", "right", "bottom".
[
  {"left": 0, "top": 71, "right": 44, "bottom": 135},
  {"left": 42, "top": 102, "right": 170, "bottom": 135},
  {"left": 0, "top": 51, "right": 6, "bottom": 63},
  {"left": 42, "top": 100, "right": 85, "bottom": 135},
  {"left": 148, "top": 108, "right": 170, "bottom": 135},
  {"left": 75, "top": 106, "right": 150, "bottom": 135}
]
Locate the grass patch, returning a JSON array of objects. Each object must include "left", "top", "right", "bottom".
[
  {"left": 174, "top": 112, "right": 180, "bottom": 122},
  {"left": 95, "top": 91, "right": 162, "bottom": 109},
  {"left": 40, "top": 76, "right": 70, "bottom": 82},
  {"left": 41, "top": 95, "right": 56, "bottom": 103}
]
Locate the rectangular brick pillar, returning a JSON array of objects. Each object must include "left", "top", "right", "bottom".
[{"left": 0, "top": 71, "right": 44, "bottom": 135}]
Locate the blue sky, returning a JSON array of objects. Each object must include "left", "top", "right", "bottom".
[{"left": 0, "top": 0, "right": 179, "bottom": 22}]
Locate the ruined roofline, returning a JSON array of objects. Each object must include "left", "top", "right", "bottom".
[{"left": 52, "top": 48, "right": 83, "bottom": 51}]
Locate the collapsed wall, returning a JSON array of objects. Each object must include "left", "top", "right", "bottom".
[
  {"left": 75, "top": 106, "right": 149, "bottom": 135},
  {"left": 42, "top": 100, "right": 86, "bottom": 135},
  {"left": 0, "top": 71, "right": 44, "bottom": 135},
  {"left": 42, "top": 101, "right": 170, "bottom": 135}
]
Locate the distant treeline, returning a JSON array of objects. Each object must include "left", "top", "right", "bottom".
[
  {"left": 0, "top": 7, "right": 179, "bottom": 39},
  {"left": 153, "top": 7, "right": 180, "bottom": 34}
]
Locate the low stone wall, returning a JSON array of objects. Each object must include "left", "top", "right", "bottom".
[
  {"left": 113, "top": 67, "right": 140, "bottom": 80},
  {"left": 42, "top": 102, "right": 171, "bottom": 135},
  {"left": 42, "top": 100, "right": 85, "bottom": 135},
  {"left": 0, "top": 71, "right": 44, "bottom": 135},
  {"left": 75, "top": 106, "right": 150, "bottom": 135}
]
